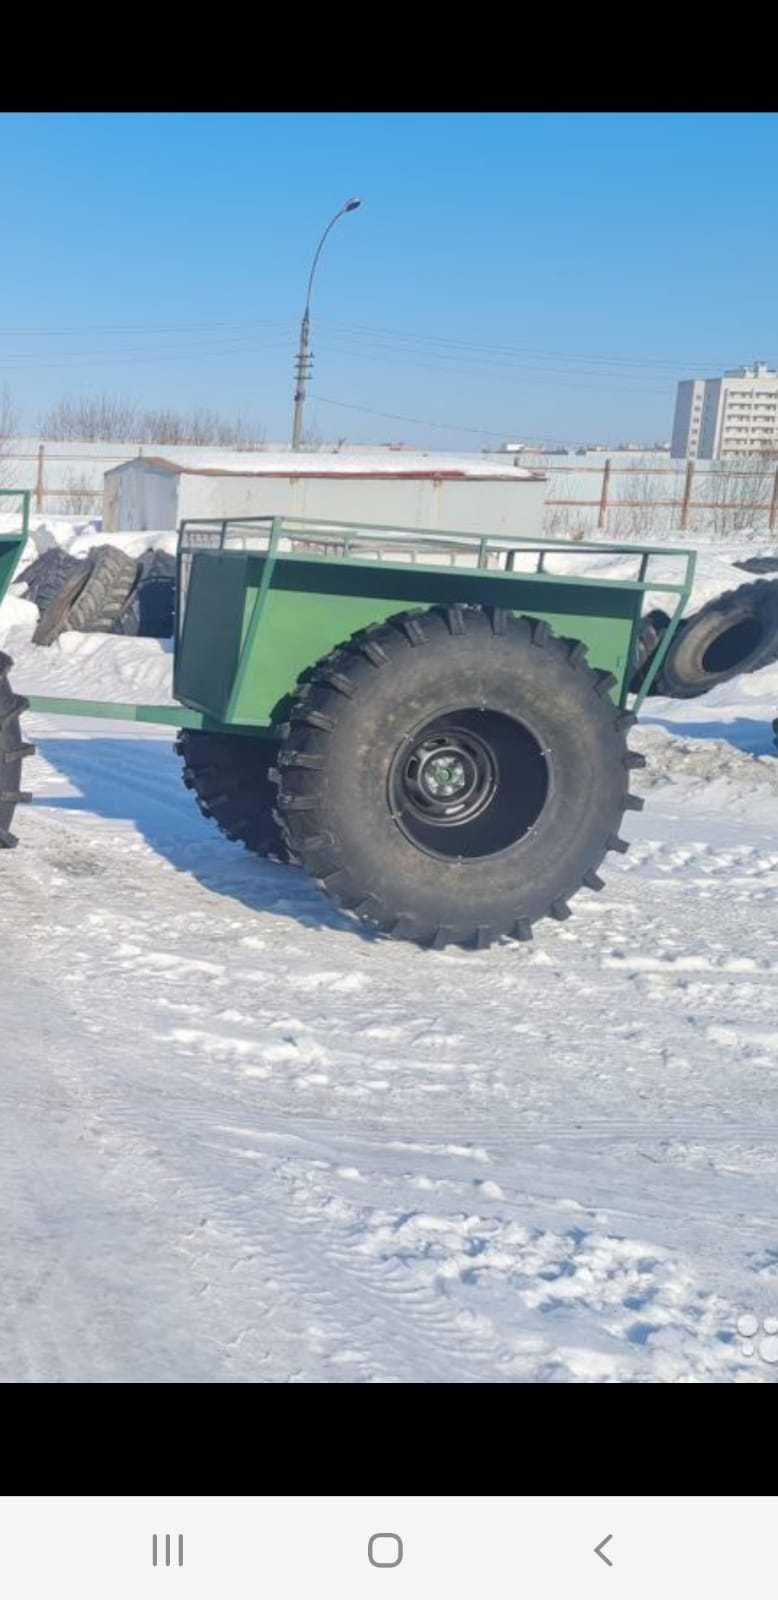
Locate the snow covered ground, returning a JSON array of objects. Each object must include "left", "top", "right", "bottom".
[{"left": 2, "top": 518, "right": 778, "bottom": 1383}]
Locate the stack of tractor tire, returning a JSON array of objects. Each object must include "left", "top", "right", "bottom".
[
  {"left": 20, "top": 545, "right": 176, "bottom": 646},
  {"left": 628, "top": 577, "right": 778, "bottom": 702}
]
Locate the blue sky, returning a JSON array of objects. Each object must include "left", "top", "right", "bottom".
[{"left": 1, "top": 112, "right": 777, "bottom": 448}]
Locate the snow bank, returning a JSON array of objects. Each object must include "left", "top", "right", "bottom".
[
  {"left": 686, "top": 659, "right": 778, "bottom": 710},
  {"left": 633, "top": 724, "right": 778, "bottom": 799},
  {"left": 0, "top": 515, "right": 101, "bottom": 579},
  {"left": 1, "top": 515, "right": 177, "bottom": 566},
  {"left": 0, "top": 508, "right": 175, "bottom": 687},
  {"left": 66, "top": 529, "right": 178, "bottom": 561},
  {"left": 3, "top": 629, "right": 175, "bottom": 704},
  {"left": 0, "top": 594, "right": 38, "bottom": 642}
]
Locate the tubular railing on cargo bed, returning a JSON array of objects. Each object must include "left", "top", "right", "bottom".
[
  {"left": 177, "top": 512, "right": 696, "bottom": 583},
  {"left": 175, "top": 514, "right": 696, "bottom": 709}
]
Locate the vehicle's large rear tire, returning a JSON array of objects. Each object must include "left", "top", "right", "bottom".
[
  {"left": 176, "top": 729, "right": 294, "bottom": 863},
  {"left": 0, "top": 653, "right": 34, "bottom": 848},
  {"left": 654, "top": 579, "right": 778, "bottom": 698},
  {"left": 271, "top": 604, "right": 645, "bottom": 949}
]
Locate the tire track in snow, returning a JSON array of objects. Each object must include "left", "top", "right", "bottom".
[{"left": 4, "top": 718, "right": 778, "bottom": 1380}]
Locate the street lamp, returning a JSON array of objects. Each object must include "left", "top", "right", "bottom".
[{"left": 291, "top": 197, "right": 362, "bottom": 450}]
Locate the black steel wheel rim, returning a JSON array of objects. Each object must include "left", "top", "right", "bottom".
[
  {"left": 388, "top": 706, "right": 549, "bottom": 861},
  {"left": 399, "top": 726, "right": 497, "bottom": 826}
]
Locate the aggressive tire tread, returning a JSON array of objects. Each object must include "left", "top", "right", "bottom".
[
  {"left": 175, "top": 730, "right": 294, "bottom": 864},
  {"left": 33, "top": 547, "right": 139, "bottom": 646},
  {"left": 271, "top": 604, "right": 643, "bottom": 949}
]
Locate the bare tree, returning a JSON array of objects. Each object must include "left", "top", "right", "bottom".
[
  {"left": 139, "top": 407, "right": 265, "bottom": 448},
  {"left": 38, "top": 394, "right": 139, "bottom": 441},
  {"left": 53, "top": 469, "right": 102, "bottom": 516},
  {"left": 0, "top": 386, "right": 19, "bottom": 488},
  {"left": 697, "top": 450, "right": 778, "bottom": 538},
  {"left": 541, "top": 503, "right": 590, "bottom": 540},
  {"left": 540, "top": 454, "right": 668, "bottom": 542},
  {"left": 541, "top": 450, "right": 778, "bottom": 544},
  {"left": 607, "top": 455, "right": 676, "bottom": 541},
  {"left": 38, "top": 393, "right": 266, "bottom": 449}
]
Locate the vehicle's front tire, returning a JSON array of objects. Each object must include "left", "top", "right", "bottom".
[{"left": 271, "top": 605, "right": 645, "bottom": 949}]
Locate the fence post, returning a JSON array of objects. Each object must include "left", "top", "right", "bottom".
[
  {"left": 770, "top": 464, "right": 778, "bottom": 534},
  {"left": 597, "top": 458, "right": 611, "bottom": 530},
  {"left": 35, "top": 443, "right": 45, "bottom": 513},
  {"left": 680, "top": 457, "right": 695, "bottom": 530}
]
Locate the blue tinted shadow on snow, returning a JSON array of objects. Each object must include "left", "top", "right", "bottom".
[
  {"left": 640, "top": 714, "right": 776, "bottom": 756},
  {"left": 32, "top": 735, "right": 379, "bottom": 944},
  {"left": 625, "top": 1321, "right": 662, "bottom": 1346}
]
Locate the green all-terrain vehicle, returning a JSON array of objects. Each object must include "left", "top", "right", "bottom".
[{"left": 0, "top": 489, "right": 695, "bottom": 950}]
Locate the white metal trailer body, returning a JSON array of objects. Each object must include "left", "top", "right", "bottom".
[{"left": 103, "top": 452, "right": 548, "bottom": 538}]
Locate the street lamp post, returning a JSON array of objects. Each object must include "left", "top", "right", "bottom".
[{"left": 291, "top": 197, "right": 362, "bottom": 450}]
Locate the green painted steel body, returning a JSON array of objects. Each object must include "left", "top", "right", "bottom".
[
  {"left": 1, "top": 494, "right": 696, "bottom": 730},
  {"left": 0, "top": 489, "right": 30, "bottom": 609},
  {"left": 172, "top": 515, "right": 695, "bottom": 726},
  {"left": 21, "top": 696, "right": 211, "bottom": 729}
]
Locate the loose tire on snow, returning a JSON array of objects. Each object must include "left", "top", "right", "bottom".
[
  {"left": 33, "top": 545, "right": 140, "bottom": 646},
  {"left": 270, "top": 604, "right": 646, "bottom": 950},
  {"left": 655, "top": 579, "right": 778, "bottom": 699},
  {"left": 20, "top": 547, "right": 89, "bottom": 613},
  {"left": 176, "top": 730, "right": 294, "bottom": 863},
  {"left": 67, "top": 545, "right": 140, "bottom": 633},
  {"left": 0, "top": 653, "right": 34, "bottom": 849},
  {"left": 32, "top": 564, "right": 94, "bottom": 646},
  {"left": 112, "top": 549, "right": 176, "bottom": 639}
]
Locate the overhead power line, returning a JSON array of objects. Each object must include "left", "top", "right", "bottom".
[
  {"left": 0, "top": 336, "right": 293, "bottom": 370},
  {"left": 0, "top": 312, "right": 772, "bottom": 379},
  {"left": 0, "top": 317, "right": 294, "bottom": 337},
  {"left": 312, "top": 318, "right": 778, "bottom": 376},
  {"left": 311, "top": 394, "right": 580, "bottom": 445},
  {"left": 310, "top": 337, "right": 674, "bottom": 394}
]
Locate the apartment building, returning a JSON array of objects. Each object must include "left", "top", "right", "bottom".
[{"left": 671, "top": 363, "right": 778, "bottom": 459}]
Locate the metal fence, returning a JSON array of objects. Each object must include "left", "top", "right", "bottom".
[
  {"left": 0, "top": 445, "right": 131, "bottom": 513},
  {"left": 544, "top": 457, "right": 778, "bottom": 533},
  {"left": 3, "top": 445, "right": 778, "bottom": 533}
]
